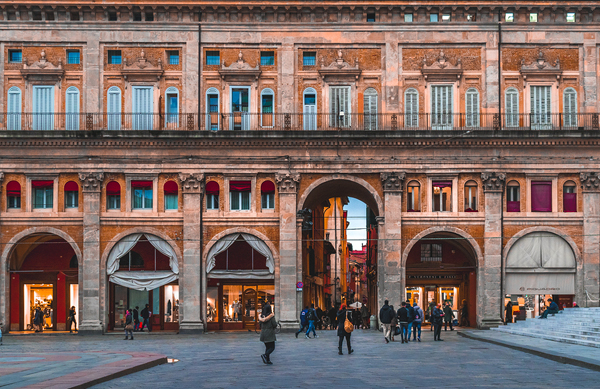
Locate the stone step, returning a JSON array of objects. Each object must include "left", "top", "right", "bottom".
[
  {"left": 494, "top": 326, "right": 600, "bottom": 340},
  {"left": 493, "top": 328, "right": 600, "bottom": 348}
]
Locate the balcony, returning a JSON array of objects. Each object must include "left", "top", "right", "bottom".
[{"left": 1, "top": 112, "right": 598, "bottom": 132}]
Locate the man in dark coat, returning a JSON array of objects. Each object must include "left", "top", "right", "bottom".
[
  {"left": 432, "top": 304, "right": 444, "bottom": 341},
  {"left": 315, "top": 306, "right": 324, "bottom": 330},
  {"left": 133, "top": 306, "right": 140, "bottom": 332},
  {"left": 540, "top": 298, "right": 559, "bottom": 319},
  {"left": 443, "top": 302, "right": 455, "bottom": 331},
  {"left": 396, "top": 302, "right": 409, "bottom": 343},
  {"left": 379, "top": 300, "right": 394, "bottom": 343},
  {"left": 141, "top": 304, "right": 151, "bottom": 332},
  {"left": 328, "top": 305, "right": 338, "bottom": 329}
]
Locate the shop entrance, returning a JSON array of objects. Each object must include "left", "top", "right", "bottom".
[
  {"left": 405, "top": 232, "right": 478, "bottom": 327},
  {"left": 110, "top": 283, "right": 179, "bottom": 331}
]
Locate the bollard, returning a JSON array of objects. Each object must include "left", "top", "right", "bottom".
[{"left": 370, "top": 315, "right": 378, "bottom": 330}]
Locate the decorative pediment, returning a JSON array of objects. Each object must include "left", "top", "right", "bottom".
[
  {"left": 318, "top": 50, "right": 362, "bottom": 81},
  {"left": 121, "top": 49, "right": 164, "bottom": 81},
  {"left": 420, "top": 51, "right": 463, "bottom": 84},
  {"left": 219, "top": 51, "right": 261, "bottom": 84},
  {"left": 20, "top": 50, "right": 64, "bottom": 80},
  {"left": 520, "top": 51, "right": 562, "bottom": 83}
]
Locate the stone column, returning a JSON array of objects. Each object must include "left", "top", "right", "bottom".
[
  {"left": 78, "top": 172, "right": 104, "bottom": 334},
  {"left": 0, "top": 172, "right": 5, "bottom": 333},
  {"left": 378, "top": 173, "right": 404, "bottom": 311},
  {"left": 179, "top": 173, "right": 204, "bottom": 333},
  {"left": 275, "top": 172, "right": 300, "bottom": 328},
  {"left": 479, "top": 172, "right": 506, "bottom": 329},
  {"left": 580, "top": 173, "right": 600, "bottom": 307}
]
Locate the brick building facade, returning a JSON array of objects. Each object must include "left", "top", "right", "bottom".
[{"left": 0, "top": 1, "right": 599, "bottom": 333}]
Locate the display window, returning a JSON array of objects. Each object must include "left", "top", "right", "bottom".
[{"left": 23, "top": 284, "right": 54, "bottom": 331}]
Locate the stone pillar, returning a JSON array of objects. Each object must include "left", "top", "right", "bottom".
[
  {"left": 275, "top": 172, "right": 300, "bottom": 328},
  {"left": 580, "top": 173, "right": 600, "bottom": 307},
  {"left": 0, "top": 172, "right": 5, "bottom": 333},
  {"left": 78, "top": 172, "right": 103, "bottom": 334},
  {"left": 179, "top": 173, "right": 204, "bottom": 333},
  {"left": 378, "top": 173, "right": 404, "bottom": 311},
  {"left": 479, "top": 172, "right": 506, "bottom": 329}
]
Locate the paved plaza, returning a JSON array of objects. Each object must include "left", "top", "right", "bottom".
[{"left": 2, "top": 329, "right": 600, "bottom": 389}]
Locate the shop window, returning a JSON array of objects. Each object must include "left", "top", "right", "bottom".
[
  {"left": 106, "top": 181, "right": 121, "bottom": 210},
  {"left": 404, "top": 13, "right": 413, "bottom": 22},
  {"left": 432, "top": 181, "right": 452, "bottom": 212},
  {"left": 108, "top": 11, "right": 118, "bottom": 21},
  {"left": 164, "top": 181, "right": 178, "bottom": 210},
  {"left": 64, "top": 181, "right": 79, "bottom": 209},
  {"left": 464, "top": 180, "right": 478, "bottom": 212},
  {"left": 505, "top": 12, "right": 514, "bottom": 22},
  {"left": 67, "top": 50, "right": 80, "bottom": 65},
  {"left": 8, "top": 49, "right": 22, "bottom": 63},
  {"left": 164, "top": 285, "right": 179, "bottom": 323},
  {"left": 260, "top": 51, "right": 274, "bottom": 66},
  {"left": 367, "top": 13, "right": 376, "bottom": 22},
  {"left": 563, "top": 181, "right": 577, "bottom": 213},
  {"left": 261, "top": 181, "right": 275, "bottom": 210},
  {"left": 531, "top": 181, "right": 552, "bottom": 212},
  {"left": 132, "top": 180, "right": 153, "bottom": 210},
  {"left": 442, "top": 14, "right": 451, "bottom": 22},
  {"left": 260, "top": 88, "right": 274, "bottom": 127},
  {"left": 168, "top": 50, "right": 179, "bottom": 65},
  {"left": 206, "top": 51, "right": 220, "bottom": 65},
  {"left": 421, "top": 243, "right": 442, "bottom": 262},
  {"left": 507, "top": 180, "right": 520, "bottom": 212},
  {"left": 6, "top": 181, "right": 21, "bottom": 209},
  {"left": 566, "top": 12, "right": 576, "bottom": 23},
  {"left": 529, "top": 13, "right": 538, "bottom": 23},
  {"left": 108, "top": 50, "right": 122, "bottom": 65},
  {"left": 303, "top": 52, "right": 316, "bottom": 66},
  {"left": 407, "top": 181, "right": 420, "bottom": 212},
  {"left": 230, "top": 181, "right": 251, "bottom": 211},
  {"left": 32, "top": 180, "right": 53, "bottom": 209},
  {"left": 206, "top": 181, "right": 220, "bottom": 210},
  {"left": 430, "top": 13, "right": 439, "bottom": 22},
  {"left": 207, "top": 286, "right": 218, "bottom": 322}
]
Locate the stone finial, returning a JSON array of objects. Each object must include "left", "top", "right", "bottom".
[
  {"left": 580, "top": 172, "right": 600, "bottom": 192},
  {"left": 178, "top": 173, "right": 204, "bottom": 194},
  {"left": 381, "top": 172, "right": 406, "bottom": 192},
  {"left": 79, "top": 172, "right": 104, "bottom": 192},
  {"left": 275, "top": 172, "right": 301, "bottom": 194},
  {"left": 481, "top": 172, "right": 506, "bottom": 192}
]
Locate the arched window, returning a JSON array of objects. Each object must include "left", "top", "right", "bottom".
[
  {"left": 206, "top": 181, "right": 219, "bottom": 210},
  {"left": 563, "top": 87, "right": 577, "bottom": 128},
  {"left": 260, "top": 88, "right": 274, "bottom": 128},
  {"left": 563, "top": 180, "right": 577, "bottom": 212},
  {"left": 507, "top": 180, "right": 520, "bottom": 212},
  {"left": 106, "top": 181, "right": 121, "bottom": 210},
  {"left": 164, "top": 181, "right": 179, "bottom": 210},
  {"left": 64, "top": 181, "right": 79, "bottom": 209},
  {"left": 303, "top": 87, "right": 317, "bottom": 131},
  {"left": 407, "top": 180, "right": 420, "bottom": 212},
  {"left": 7, "top": 86, "right": 22, "bottom": 131},
  {"left": 464, "top": 180, "right": 478, "bottom": 211},
  {"left": 206, "top": 87, "right": 220, "bottom": 131},
  {"left": 465, "top": 88, "right": 480, "bottom": 127},
  {"left": 6, "top": 180, "right": 21, "bottom": 209},
  {"left": 65, "top": 86, "right": 80, "bottom": 131},
  {"left": 261, "top": 180, "right": 275, "bottom": 210},
  {"left": 107, "top": 86, "right": 122, "bottom": 131},
  {"left": 505, "top": 87, "right": 519, "bottom": 128},
  {"left": 165, "top": 86, "right": 179, "bottom": 128},
  {"left": 404, "top": 88, "right": 419, "bottom": 128},
  {"left": 364, "top": 88, "right": 378, "bottom": 130}
]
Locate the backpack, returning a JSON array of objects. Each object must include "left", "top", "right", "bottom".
[
  {"left": 407, "top": 306, "right": 415, "bottom": 321},
  {"left": 308, "top": 309, "right": 317, "bottom": 321},
  {"left": 413, "top": 307, "right": 421, "bottom": 320},
  {"left": 300, "top": 310, "right": 308, "bottom": 325}
]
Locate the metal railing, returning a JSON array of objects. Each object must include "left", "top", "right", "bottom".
[{"left": 1, "top": 112, "right": 598, "bottom": 131}]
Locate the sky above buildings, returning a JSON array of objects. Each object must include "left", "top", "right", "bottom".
[{"left": 345, "top": 197, "right": 367, "bottom": 249}]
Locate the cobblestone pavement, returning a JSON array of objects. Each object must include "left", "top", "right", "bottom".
[{"left": 3, "top": 329, "right": 600, "bottom": 389}]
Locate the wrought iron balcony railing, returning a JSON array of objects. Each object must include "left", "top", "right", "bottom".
[{"left": 1, "top": 112, "right": 598, "bottom": 131}]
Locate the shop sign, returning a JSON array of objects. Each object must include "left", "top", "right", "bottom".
[{"left": 408, "top": 275, "right": 459, "bottom": 279}]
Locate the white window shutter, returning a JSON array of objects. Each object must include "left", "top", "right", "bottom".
[
  {"left": 65, "top": 87, "right": 80, "bottom": 130},
  {"left": 107, "top": 87, "right": 121, "bottom": 131},
  {"left": 466, "top": 89, "right": 479, "bottom": 127},
  {"left": 364, "top": 89, "right": 377, "bottom": 130},
  {"left": 505, "top": 88, "right": 519, "bottom": 127},
  {"left": 531, "top": 86, "right": 551, "bottom": 129},
  {"left": 33, "top": 86, "right": 54, "bottom": 131},
  {"left": 330, "top": 86, "right": 351, "bottom": 128},
  {"left": 432, "top": 85, "right": 452, "bottom": 129},
  {"left": 405, "top": 89, "right": 419, "bottom": 127},
  {"left": 563, "top": 88, "right": 577, "bottom": 127},
  {"left": 303, "top": 99, "right": 316, "bottom": 131},
  {"left": 7, "top": 87, "right": 22, "bottom": 130}
]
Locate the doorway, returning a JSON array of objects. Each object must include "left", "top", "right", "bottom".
[{"left": 230, "top": 87, "right": 250, "bottom": 130}]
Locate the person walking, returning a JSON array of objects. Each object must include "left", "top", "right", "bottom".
[
  {"left": 379, "top": 299, "right": 394, "bottom": 343},
  {"left": 460, "top": 300, "right": 470, "bottom": 327},
  {"left": 295, "top": 306, "right": 309, "bottom": 338},
  {"left": 315, "top": 306, "right": 324, "bottom": 330},
  {"left": 412, "top": 303, "right": 423, "bottom": 342},
  {"left": 397, "top": 302, "right": 409, "bottom": 344},
  {"left": 69, "top": 306, "right": 77, "bottom": 333},
  {"left": 328, "top": 305, "right": 338, "bottom": 330},
  {"left": 141, "top": 304, "right": 151, "bottom": 332},
  {"left": 132, "top": 306, "right": 140, "bottom": 332},
  {"left": 336, "top": 303, "right": 354, "bottom": 355},
  {"left": 360, "top": 304, "right": 370, "bottom": 329},
  {"left": 406, "top": 301, "right": 415, "bottom": 341},
  {"left": 259, "top": 302, "right": 277, "bottom": 365},
  {"left": 390, "top": 305, "right": 397, "bottom": 341},
  {"left": 505, "top": 301, "right": 513, "bottom": 324},
  {"left": 305, "top": 304, "right": 319, "bottom": 339},
  {"left": 443, "top": 302, "right": 455, "bottom": 331},
  {"left": 428, "top": 301, "right": 436, "bottom": 331},
  {"left": 432, "top": 303, "right": 444, "bottom": 341},
  {"left": 33, "top": 307, "right": 42, "bottom": 333},
  {"left": 124, "top": 308, "right": 134, "bottom": 340}
]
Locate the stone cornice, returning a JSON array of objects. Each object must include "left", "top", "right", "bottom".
[{"left": 79, "top": 172, "right": 104, "bottom": 192}]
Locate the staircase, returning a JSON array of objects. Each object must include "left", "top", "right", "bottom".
[{"left": 492, "top": 307, "right": 600, "bottom": 348}]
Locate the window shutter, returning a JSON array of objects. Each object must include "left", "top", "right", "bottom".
[
  {"left": 7, "top": 87, "right": 21, "bottom": 130},
  {"left": 132, "top": 87, "right": 153, "bottom": 130},
  {"left": 303, "top": 92, "right": 316, "bottom": 131},
  {"left": 330, "top": 86, "right": 351, "bottom": 128},
  {"left": 563, "top": 88, "right": 577, "bottom": 127},
  {"left": 33, "top": 86, "right": 54, "bottom": 131},
  {"left": 432, "top": 85, "right": 452, "bottom": 129},
  {"left": 65, "top": 87, "right": 80, "bottom": 130},
  {"left": 466, "top": 89, "right": 479, "bottom": 127},
  {"left": 405, "top": 89, "right": 419, "bottom": 127},
  {"left": 107, "top": 88, "right": 121, "bottom": 131},
  {"left": 364, "top": 89, "right": 377, "bottom": 130},
  {"left": 531, "top": 86, "right": 551, "bottom": 129},
  {"left": 505, "top": 88, "right": 519, "bottom": 127}
]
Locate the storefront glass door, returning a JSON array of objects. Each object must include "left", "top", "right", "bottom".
[
  {"left": 243, "top": 287, "right": 257, "bottom": 329},
  {"left": 207, "top": 283, "right": 275, "bottom": 330}
]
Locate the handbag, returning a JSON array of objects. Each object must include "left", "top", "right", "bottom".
[
  {"left": 344, "top": 312, "right": 354, "bottom": 333},
  {"left": 125, "top": 323, "right": 134, "bottom": 330}
]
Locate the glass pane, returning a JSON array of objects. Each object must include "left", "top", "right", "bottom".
[
  {"left": 230, "top": 192, "right": 240, "bottom": 210},
  {"left": 152, "top": 287, "right": 160, "bottom": 317},
  {"left": 241, "top": 192, "right": 250, "bottom": 210},
  {"left": 223, "top": 285, "right": 243, "bottom": 322},
  {"left": 258, "top": 285, "right": 275, "bottom": 316},
  {"left": 46, "top": 188, "right": 53, "bottom": 208},
  {"left": 304, "top": 94, "right": 316, "bottom": 105},
  {"left": 243, "top": 287, "right": 257, "bottom": 323},
  {"left": 165, "top": 194, "right": 178, "bottom": 210},
  {"left": 164, "top": 285, "right": 179, "bottom": 323},
  {"left": 114, "top": 284, "right": 128, "bottom": 329},
  {"left": 207, "top": 287, "right": 218, "bottom": 322},
  {"left": 144, "top": 188, "right": 153, "bottom": 209},
  {"left": 133, "top": 188, "right": 143, "bottom": 208}
]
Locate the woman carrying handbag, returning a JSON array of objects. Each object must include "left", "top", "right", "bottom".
[
  {"left": 336, "top": 303, "right": 354, "bottom": 355},
  {"left": 124, "top": 308, "right": 134, "bottom": 340}
]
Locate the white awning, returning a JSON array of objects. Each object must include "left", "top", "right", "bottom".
[
  {"left": 506, "top": 232, "right": 576, "bottom": 270},
  {"left": 506, "top": 273, "right": 575, "bottom": 295}
]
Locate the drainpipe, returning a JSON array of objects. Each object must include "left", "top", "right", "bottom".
[
  {"left": 197, "top": 14, "right": 206, "bottom": 332},
  {"left": 498, "top": 9, "right": 505, "bottom": 323},
  {"left": 198, "top": 15, "right": 202, "bottom": 129},
  {"left": 498, "top": 16, "right": 502, "bottom": 130}
]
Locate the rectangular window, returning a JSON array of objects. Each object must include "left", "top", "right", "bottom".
[
  {"left": 207, "top": 194, "right": 219, "bottom": 210},
  {"left": 70, "top": 12, "right": 80, "bottom": 21},
  {"left": 261, "top": 94, "right": 273, "bottom": 127},
  {"left": 133, "top": 12, "right": 142, "bottom": 21},
  {"left": 330, "top": 86, "right": 351, "bottom": 128},
  {"left": 431, "top": 85, "right": 453, "bottom": 130},
  {"left": 505, "top": 13, "right": 514, "bottom": 22},
  {"left": 206, "top": 51, "right": 220, "bottom": 66},
  {"left": 65, "top": 191, "right": 78, "bottom": 208},
  {"left": 467, "top": 14, "right": 476, "bottom": 22},
  {"left": 464, "top": 186, "right": 477, "bottom": 211},
  {"left": 167, "top": 50, "right": 179, "bottom": 65},
  {"left": 530, "top": 13, "right": 538, "bottom": 23},
  {"left": 367, "top": 13, "right": 376, "bottom": 22},
  {"left": 145, "top": 12, "right": 154, "bottom": 22},
  {"left": 430, "top": 13, "right": 439, "bottom": 22},
  {"left": 507, "top": 186, "right": 520, "bottom": 212},
  {"left": 531, "top": 181, "right": 552, "bottom": 212},
  {"left": 566, "top": 12, "right": 576, "bottom": 23},
  {"left": 67, "top": 50, "right": 80, "bottom": 65},
  {"left": 303, "top": 52, "right": 316, "bottom": 66},
  {"left": 407, "top": 185, "right": 420, "bottom": 211},
  {"left": 132, "top": 181, "right": 153, "bottom": 210},
  {"left": 108, "top": 11, "right": 118, "bottom": 21},
  {"left": 165, "top": 194, "right": 178, "bottom": 210},
  {"left": 564, "top": 186, "right": 577, "bottom": 213},
  {"left": 404, "top": 13, "right": 413, "bottom": 22},
  {"left": 260, "top": 51, "right": 275, "bottom": 66},
  {"left": 8, "top": 194, "right": 21, "bottom": 209},
  {"left": 32, "top": 10, "right": 42, "bottom": 21},
  {"left": 432, "top": 181, "right": 452, "bottom": 212},
  {"left": 107, "top": 195, "right": 120, "bottom": 210},
  {"left": 261, "top": 193, "right": 274, "bottom": 209},
  {"left": 421, "top": 243, "right": 442, "bottom": 262},
  {"left": 8, "top": 50, "right": 22, "bottom": 63},
  {"left": 531, "top": 85, "right": 552, "bottom": 130},
  {"left": 442, "top": 14, "right": 451, "bottom": 22},
  {"left": 230, "top": 181, "right": 251, "bottom": 211},
  {"left": 108, "top": 50, "right": 122, "bottom": 65},
  {"left": 32, "top": 181, "right": 53, "bottom": 209}
]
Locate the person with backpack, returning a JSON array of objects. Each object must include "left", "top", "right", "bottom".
[
  {"left": 336, "top": 303, "right": 354, "bottom": 355},
  {"left": 412, "top": 303, "right": 423, "bottom": 342},
  {"left": 396, "top": 302, "right": 409, "bottom": 344},
  {"left": 305, "top": 304, "right": 319, "bottom": 339},
  {"left": 379, "top": 299, "right": 394, "bottom": 343},
  {"left": 295, "top": 306, "right": 309, "bottom": 338},
  {"left": 406, "top": 301, "right": 415, "bottom": 341}
]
